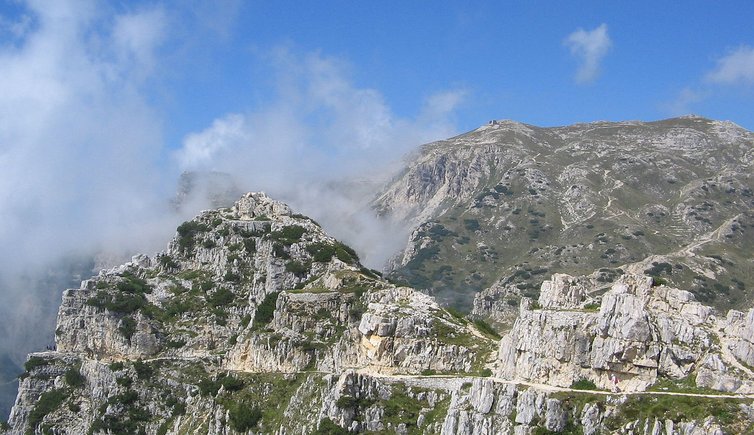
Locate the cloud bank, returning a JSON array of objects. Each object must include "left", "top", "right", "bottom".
[
  {"left": 564, "top": 23, "right": 612, "bottom": 84},
  {"left": 0, "top": 0, "right": 189, "bottom": 381},
  {"left": 664, "top": 87, "right": 706, "bottom": 116},
  {"left": 0, "top": 2, "right": 463, "bottom": 391},
  {"left": 175, "top": 49, "right": 464, "bottom": 267}
]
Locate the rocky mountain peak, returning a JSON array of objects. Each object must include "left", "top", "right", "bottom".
[
  {"left": 230, "top": 191, "right": 292, "bottom": 220},
  {"left": 377, "top": 116, "right": 754, "bottom": 316},
  {"left": 4, "top": 193, "right": 504, "bottom": 434},
  {"left": 6, "top": 116, "right": 754, "bottom": 434}
]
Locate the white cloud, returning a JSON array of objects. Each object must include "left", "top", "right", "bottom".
[
  {"left": 664, "top": 87, "right": 706, "bottom": 115},
  {"left": 176, "top": 50, "right": 462, "bottom": 180},
  {"left": 564, "top": 23, "right": 612, "bottom": 84},
  {"left": 179, "top": 114, "right": 248, "bottom": 168},
  {"left": 0, "top": 1, "right": 459, "bottom": 373},
  {"left": 112, "top": 7, "right": 168, "bottom": 77},
  {"left": 0, "top": 0, "right": 179, "bottom": 366},
  {"left": 175, "top": 49, "right": 463, "bottom": 266},
  {"left": 706, "top": 45, "right": 754, "bottom": 86}
]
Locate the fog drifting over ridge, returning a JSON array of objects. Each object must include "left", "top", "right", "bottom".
[
  {"left": 0, "top": 0, "right": 462, "bottom": 398},
  {"left": 174, "top": 48, "right": 464, "bottom": 268}
]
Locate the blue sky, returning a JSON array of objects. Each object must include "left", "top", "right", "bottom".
[
  {"left": 1, "top": 0, "right": 754, "bottom": 371},
  {"left": 0, "top": 0, "right": 754, "bottom": 270},
  {"left": 154, "top": 1, "right": 754, "bottom": 138},
  {"left": 2, "top": 1, "right": 753, "bottom": 155}
]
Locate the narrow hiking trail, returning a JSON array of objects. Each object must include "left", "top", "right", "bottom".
[
  {"left": 363, "top": 371, "right": 754, "bottom": 400},
  {"left": 54, "top": 350, "right": 751, "bottom": 400}
]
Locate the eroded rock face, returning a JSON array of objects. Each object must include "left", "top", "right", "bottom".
[
  {"left": 725, "top": 309, "right": 754, "bottom": 367},
  {"left": 356, "top": 288, "right": 476, "bottom": 373},
  {"left": 225, "top": 283, "right": 481, "bottom": 376},
  {"left": 538, "top": 273, "right": 594, "bottom": 309},
  {"left": 231, "top": 192, "right": 292, "bottom": 221},
  {"left": 7, "top": 191, "right": 754, "bottom": 435},
  {"left": 497, "top": 273, "right": 753, "bottom": 392},
  {"left": 55, "top": 287, "right": 161, "bottom": 360}
]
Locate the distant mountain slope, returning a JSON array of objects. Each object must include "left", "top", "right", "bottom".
[{"left": 375, "top": 116, "right": 754, "bottom": 319}]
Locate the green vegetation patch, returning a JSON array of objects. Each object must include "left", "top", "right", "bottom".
[
  {"left": 158, "top": 254, "right": 178, "bottom": 270},
  {"left": 228, "top": 401, "right": 262, "bottom": 432},
  {"left": 272, "top": 242, "right": 290, "bottom": 259},
  {"left": 583, "top": 302, "right": 601, "bottom": 311},
  {"left": 207, "top": 287, "right": 235, "bottom": 308},
  {"left": 472, "top": 318, "right": 501, "bottom": 339},
  {"left": 306, "top": 241, "right": 359, "bottom": 264},
  {"left": 90, "top": 389, "right": 151, "bottom": 435},
  {"left": 118, "top": 317, "right": 137, "bottom": 340},
  {"left": 198, "top": 373, "right": 246, "bottom": 397},
  {"left": 177, "top": 221, "right": 209, "bottom": 254},
  {"left": 116, "top": 272, "right": 152, "bottom": 294},
  {"left": 431, "top": 318, "right": 478, "bottom": 347},
  {"left": 64, "top": 368, "right": 85, "bottom": 388},
  {"left": 27, "top": 389, "right": 68, "bottom": 433},
  {"left": 285, "top": 260, "right": 310, "bottom": 276},
  {"left": 24, "top": 356, "right": 49, "bottom": 372},
  {"left": 570, "top": 378, "right": 598, "bottom": 391},
  {"left": 312, "top": 418, "right": 349, "bottom": 434},
  {"left": 243, "top": 238, "right": 256, "bottom": 253},
  {"left": 214, "top": 373, "right": 308, "bottom": 431},
  {"left": 86, "top": 291, "right": 147, "bottom": 315},
  {"left": 133, "top": 360, "right": 154, "bottom": 380},
  {"left": 381, "top": 384, "right": 425, "bottom": 430},
  {"left": 648, "top": 375, "right": 724, "bottom": 395},
  {"left": 253, "top": 292, "right": 280, "bottom": 329},
  {"left": 307, "top": 242, "right": 337, "bottom": 262},
  {"left": 269, "top": 225, "right": 307, "bottom": 245},
  {"left": 604, "top": 394, "right": 746, "bottom": 431}
]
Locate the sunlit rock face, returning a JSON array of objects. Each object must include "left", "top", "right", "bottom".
[
  {"left": 498, "top": 273, "right": 754, "bottom": 395},
  {"left": 8, "top": 116, "right": 754, "bottom": 435}
]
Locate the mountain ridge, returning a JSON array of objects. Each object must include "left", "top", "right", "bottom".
[
  {"left": 6, "top": 116, "right": 754, "bottom": 434},
  {"left": 5, "top": 190, "right": 754, "bottom": 434},
  {"left": 376, "top": 116, "right": 754, "bottom": 318}
]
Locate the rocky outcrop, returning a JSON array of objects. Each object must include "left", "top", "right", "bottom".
[
  {"left": 6, "top": 192, "right": 753, "bottom": 435},
  {"left": 225, "top": 282, "right": 485, "bottom": 375},
  {"left": 55, "top": 284, "right": 161, "bottom": 360},
  {"left": 724, "top": 309, "right": 754, "bottom": 367},
  {"left": 497, "top": 272, "right": 754, "bottom": 394},
  {"left": 356, "top": 287, "right": 478, "bottom": 373}
]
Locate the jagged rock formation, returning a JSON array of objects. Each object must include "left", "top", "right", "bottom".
[
  {"left": 5, "top": 193, "right": 753, "bottom": 435},
  {"left": 7, "top": 115, "right": 754, "bottom": 434},
  {"left": 375, "top": 116, "right": 754, "bottom": 315},
  {"left": 2, "top": 193, "right": 499, "bottom": 434},
  {"left": 497, "top": 273, "right": 754, "bottom": 394}
]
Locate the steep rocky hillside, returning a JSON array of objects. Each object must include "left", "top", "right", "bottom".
[
  {"left": 5, "top": 193, "right": 754, "bottom": 434},
  {"left": 375, "top": 116, "right": 754, "bottom": 322},
  {"left": 3, "top": 193, "right": 496, "bottom": 434}
]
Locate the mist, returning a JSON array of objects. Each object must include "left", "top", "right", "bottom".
[
  {"left": 175, "top": 48, "right": 464, "bottom": 267},
  {"left": 0, "top": 1, "right": 462, "bottom": 417}
]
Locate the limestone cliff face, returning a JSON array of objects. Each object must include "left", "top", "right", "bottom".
[
  {"left": 6, "top": 191, "right": 754, "bottom": 434},
  {"left": 224, "top": 283, "right": 483, "bottom": 376},
  {"left": 497, "top": 273, "right": 754, "bottom": 394},
  {"left": 3, "top": 193, "right": 499, "bottom": 435}
]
